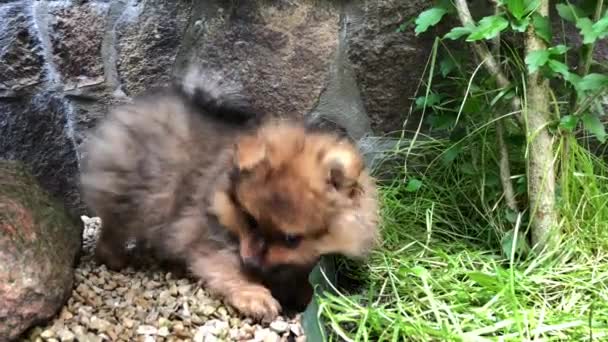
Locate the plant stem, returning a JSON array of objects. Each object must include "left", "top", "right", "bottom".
[
  {"left": 453, "top": 0, "right": 522, "bottom": 126},
  {"left": 494, "top": 5, "right": 518, "bottom": 213},
  {"left": 581, "top": 0, "right": 604, "bottom": 77},
  {"left": 525, "top": 0, "right": 559, "bottom": 251},
  {"left": 455, "top": 0, "right": 519, "bottom": 213}
]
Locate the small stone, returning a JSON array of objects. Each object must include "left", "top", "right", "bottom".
[
  {"left": 158, "top": 290, "right": 172, "bottom": 301},
  {"left": 190, "top": 315, "right": 204, "bottom": 325},
  {"left": 57, "top": 328, "right": 76, "bottom": 342},
  {"left": 229, "top": 317, "right": 240, "bottom": 327},
  {"left": 137, "top": 325, "right": 158, "bottom": 335},
  {"left": 270, "top": 320, "right": 289, "bottom": 334},
  {"left": 203, "top": 335, "right": 218, "bottom": 342},
  {"left": 40, "top": 329, "right": 56, "bottom": 339},
  {"left": 181, "top": 302, "right": 191, "bottom": 317},
  {"left": 169, "top": 284, "right": 179, "bottom": 296},
  {"left": 264, "top": 331, "right": 281, "bottom": 342},
  {"left": 158, "top": 318, "right": 171, "bottom": 327},
  {"left": 88, "top": 316, "right": 112, "bottom": 332},
  {"left": 157, "top": 327, "right": 170, "bottom": 337},
  {"left": 201, "top": 305, "right": 216, "bottom": 316},
  {"left": 215, "top": 320, "right": 229, "bottom": 332},
  {"left": 124, "top": 318, "right": 135, "bottom": 328},
  {"left": 193, "top": 327, "right": 205, "bottom": 342},
  {"left": 217, "top": 307, "right": 228, "bottom": 317},
  {"left": 60, "top": 309, "right": 74, "bottom": 321},
  {"left": 290, "top": 324, "right": 303, "bottom": 336},
  {"left": 177, "top": 284, "right": 192, "bottom": 295},
  {"left": 255, "top": 328, "right": 270, "bottom": 341}
]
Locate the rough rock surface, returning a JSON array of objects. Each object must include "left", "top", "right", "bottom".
[
  {"left": 0, "top": 160, "right": 80, "bottom": 341},
  {"left": 0, "top": 0, "right": 434, "bottom": 215},
  {"left": 344, "top": 0, "right": 435, "bottom": 133}
]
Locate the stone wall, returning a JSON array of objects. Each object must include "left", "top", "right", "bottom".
[{"left": 0, "top": 0, "right": 435, "bottom": 217}]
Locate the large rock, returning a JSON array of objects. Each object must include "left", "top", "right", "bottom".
[
  {"left": 0, "top": 0, "right": 435, "bottom": 215},
  {"left": 0, "top": 160, "right": 80, "bottom": 341}
]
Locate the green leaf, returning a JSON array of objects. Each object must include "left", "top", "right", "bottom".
[
  {"left": 466, "top": 15, "right": 509, "bottom": 41},
  {"left": 405, "top": 178, "right": 423, "bottom": 192},
  {"left": 415, "top": 7, "right": 448, "bottom": 35},
  {"left": 577, "top": 18, "right": 597, "bottom": 44},
  {"left": 505, "top": 0, "right": 539, "bottom": 19},
  {"left": 501, "top": 229, "right": 530, "bottom": 258},
  {"left": 462, "top": 96, "right": 482, "bottom": 114},
  {"left": 415, "top": 93, "right": 441, "bottom": 109},
  {"left": 511, "top": 17, "right": 530, "bottom": 32},
  {"left": 490, "top": 87, "right": 516, "bottom": 107},
  {"left": 532, "top": 13, "right": 552, "bottom": 43},
  {"left": 430, "top": 113, "right": 456, "bottom": 129},
  {"left": 565, "top": 72, "right": 582, "bottom": 90},
  {"left": 524, "top": 0, "right": 540, "bottom": 13},
  {"left": 548, "top": 44, "right": 569, "bottom": 55},
  {"left": 547, "top": 60, "right": 571, "bottom": 78},
  {"left": 525, "top": 49, "right": 549, "bottom": 73},
  {"left": 460, "top": 162, "right": 476, "bottom": 175},
  {"left": 411, "top": 266, "right": 429, "bottom": 278},
  {"left": 505, "top": 209, "right": 518, "bottom": 223},
  {"left": 556, "top": 3, "right": 585, "bottom": 23},
  {"left": 440, "top": 57, "right": 456, "bottom": 77},
  {"left": 467, "top": 272, "right": 500, "bottom": 290},
  {"left": 444, "top": 26, "right": 473, "bottom": 40},
  {"left": 560, "top": 115, "right": 579, "bottom": 132},
  {"left": 593, "top": 15, "right": 608, "bottom": 40},
  {"left": 442, "top": 144, "right": 462, "bottom": 164},
  {"left": 505, "top": 0, "right": 526, "bottom": 20},
  {"left": 582, "top": 113, "right": 607, "bottom": 143},
  {"left": 579, "top": 73, "right": 608, "bottom": 91},
  {"left": 579, "top": 0, "right": 601, "bottom": 16}
]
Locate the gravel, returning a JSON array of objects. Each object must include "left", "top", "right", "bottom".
[{"left": 20, "top": 216, "right": 307, "bottom": 342}]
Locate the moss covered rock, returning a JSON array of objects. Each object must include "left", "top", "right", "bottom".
[{"left": 0, "top": 160, "right": 81, "bottom": 341}]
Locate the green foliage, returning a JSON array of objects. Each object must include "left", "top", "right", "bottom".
[
  {"left": 582, "top": 113, "right": 607, "bottom": 143},
  {"left": 318, "top": 0, "right": 608, "bottom": 340},
  {"left": 405, "top": 178, "right": 423, "bottom": 192},
  {"left": 414, "top": 7, "right": 449, "bottom": 35},
  {"left": 532, "top": 13, "right": 552, "bottom": 42},
  {"left": 467, "top": 15, "right": 510, "bottom": 41}
]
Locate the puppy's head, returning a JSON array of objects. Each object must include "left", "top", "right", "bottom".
[{"left": 211, "top": 120, "right": 380, "bottom": 276}]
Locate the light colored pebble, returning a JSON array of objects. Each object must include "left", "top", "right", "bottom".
[
  {"left": 157, "top": 326, "right": 170, "bottom": 337},
  {"left": 269, "top": 320, "right": 289, "bottom": 334},
  {"left": 57, "top": 328, "right": 75, "bottom": 342},
  {"left": 290, "top": 323, "right": 303, "bottom": 336},
  {"left": 88, "top": 316, "right": 111, "bottom": 332},
  {"left": 40, "top": 329, "right": 56, "bottom": 339},
  {"left": 263, "top": 331, "right": 281, "bottom": 342},
  {"left": 137, "top": 325, "right": 158, "bottom": 335}
]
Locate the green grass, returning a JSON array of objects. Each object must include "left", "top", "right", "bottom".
[{"left": 317, "top": 135, "right": 608, "bottom": 341}]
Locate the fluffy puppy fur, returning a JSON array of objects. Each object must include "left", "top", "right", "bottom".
[{"left": 80, "top": 66, "right": 380, "bottom": 321}]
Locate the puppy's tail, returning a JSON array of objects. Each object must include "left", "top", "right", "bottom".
[{"left": 176, "top": 66, "right": 261, "bottom": 125}]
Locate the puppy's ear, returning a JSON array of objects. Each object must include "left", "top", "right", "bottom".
[
  {"left": 322, "top": 143, "right": 364, "bottom": 194},
  {"left": 235, "top": 134, "right": 267, "bottom": 171}
]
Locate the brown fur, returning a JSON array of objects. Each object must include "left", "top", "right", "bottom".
[{"left": 80, "top": 69, "right": 380, "bottom": 322}]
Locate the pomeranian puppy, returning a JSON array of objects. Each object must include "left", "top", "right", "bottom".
[{"left": 79, "top": 66, "right": 380, "bottom": 321}]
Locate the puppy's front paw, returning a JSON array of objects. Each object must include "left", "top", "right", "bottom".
[{"left": 227, "top": 285, "right": 281, "bottom": 322}]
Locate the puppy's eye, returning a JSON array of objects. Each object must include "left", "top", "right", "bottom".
[
  {"left": 244, "top": 212, "right": 258, "bottom": 229},
  {"left": 284, "top": 234, "right": 302, "bottom": 248}
]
